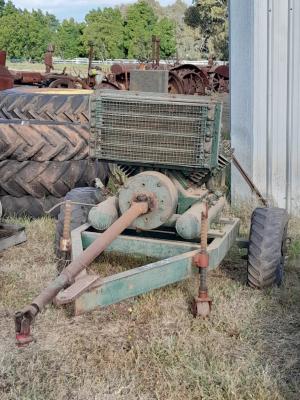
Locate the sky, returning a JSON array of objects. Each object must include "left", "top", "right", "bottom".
[{"left": 13, "top": 0, "right": 190, "bottom": 21}]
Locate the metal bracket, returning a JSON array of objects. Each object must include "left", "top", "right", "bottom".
[
  {"left": 55, "top": 275, "right": 100, "bottom": 305},
  {"left": 0, "top": 224, "right": 26, "bottom": 252}
]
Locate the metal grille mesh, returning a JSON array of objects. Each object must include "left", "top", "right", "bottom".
[{"left": 90, "top": 91, "right": 221, "bottom": 170}]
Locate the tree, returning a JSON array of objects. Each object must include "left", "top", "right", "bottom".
[
  {"left": 83, "top": 8, "right": 124, "bottom": 59},
  {"left": 184, "top": 6, "right": 201, "bottom": 29},
  {"left": 26, "top": 10, "right": 58, "bottom": 60},
  {"left": 0, "top": 0, "right": 5, "bottom": 17},
  {"left": 55, "top": 19, "right": 84, "bottom": 59},
  {"left": 0, "top": 7, "right": 58, "bottom": 60},
  {"left": 124, "top": 0, "right": 157, "bottom": 60},
  {"left": 154, "top": 18, "right": 176, "bottom": 58},
  {"left": 2, "top": 0, "right": 18, "bottom": 16},
  {"left": 184, "top": 0, "right": 228, "bottom": 59},
  {"left": 156, "top": 0, "right": 198, "bottom": 61}
]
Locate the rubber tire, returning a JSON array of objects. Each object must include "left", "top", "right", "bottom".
[
  {"left": 0, "top": 195, "right": 62, "bottom": 218},
  {"left": 247, "top": 207, "right": 289, "bottom": 289},
  {"left": 0, "top": 90, "right": 89, "bottom": 124},
  {"left": 55, "top": 187, "right": 105, "bottom": 259},
  {"left": 0, "top": 121, "right": 89, "bottom": 161},
  {"left": 0, "top": 160, "right": 109, "bottom": 198}
]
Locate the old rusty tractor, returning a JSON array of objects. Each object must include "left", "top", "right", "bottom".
[
  {"left": 0, "top": 51, "right": 13, "bottom": 91},
  {"left": 14, "top": 90, "right": 288, "bottom": 346}
]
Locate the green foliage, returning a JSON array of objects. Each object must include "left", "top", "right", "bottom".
[
  {"left": 0, "top": 8, "right": 57, "bottom": 60},
  {"left": 154, "top": 18, "right": 176, "bottom": 58},
  {"left": 0, "top": 0, "right": 4, "bottom": 16},
  {"left": 1, "top": 0, "right": 18, "bottom": 16},
  {"left": 184, "top": 6, "right": 201, "bottom": 28},
  {"left": 184, "top": 0, "right": 228, "bottom": 59},
  {"left": 0, "top": 1, "right": 59, "bottom": 60},
  {"left": 83, "top": 8, "right": 125, "bottom": 59},
  {"left": 55, "top": 19, "right": 84, "bottom": 59},
  {"left": 153, "top": 0, "right": 202, "bottom": 61},
  {"left": 124, "top": 1, "right": 157, "bottom": 60},
  {"left": 0, "top": 0, "right": 209, "bottom": 62}
]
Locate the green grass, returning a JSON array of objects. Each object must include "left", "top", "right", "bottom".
[{"left": 0, "top": 216, "right": 299, "bottom": 399}]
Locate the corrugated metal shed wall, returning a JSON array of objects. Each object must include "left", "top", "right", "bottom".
[{"left": 230, "top": 0, "right": 300, "bottom": 214}]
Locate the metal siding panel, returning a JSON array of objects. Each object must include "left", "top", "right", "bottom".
[
  {"left": 252, "top": 0, "right": 268, "bottom": 194},
  {"left": 269, "top": 1, "right": 289, "bottom": 207},
  {"left": 230, "top": 0, "right": 254, "bottom": 201},
  {"left": 289, "top": 0, "right": 300, "bottom": 214},
  {"left": 230, "top": 0, "right": 300, "bottom": 214}
]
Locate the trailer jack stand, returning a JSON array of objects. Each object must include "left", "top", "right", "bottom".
[
  {"left": 192, "top": 291, "right": 212, "bottom": 318},
  {"left": 192, "top": 254, "right": 212, "bottom": 318},
  {"left": 15, "top": 305, "right": 38, "bottom": 346},
  {"left": 192, "top": 204, "right": 212, "bottom": 318}
]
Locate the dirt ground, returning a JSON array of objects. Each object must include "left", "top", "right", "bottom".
[{"left": 0, "top": 215, "right": 299, "bottom": 400}]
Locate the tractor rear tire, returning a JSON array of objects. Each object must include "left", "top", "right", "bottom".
[
  {"left": 0, "top": 90, "right": 89, "bottom": 124},
  {"left": 0, "top": 121, "right": 89, "bottom": 161},
  {"left": 247, "top": 207, "right": 288, "bottom": 289},
  {"left": 0, "top": 160, "right": 109, "bottom": 198},
  {"left": 55, "top": 187, "right": 105, "bottom": 266},
  {"left": 0, "top": 195, "right": 62, "bottom": 218}
]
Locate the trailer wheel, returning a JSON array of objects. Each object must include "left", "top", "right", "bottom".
[
  {"left": 247, "top": 207, "right": 288, "bottom": 289},
  {"left": 55, "top": 187, "right": 105, "bottom": 270}
]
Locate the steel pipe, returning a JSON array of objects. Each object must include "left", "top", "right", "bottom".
[
  {"left": 34, "top": 200, "right": 148, "bottom": 311},
  {"left": 15, "top": 200, "right": 149, "bottom": 344}
]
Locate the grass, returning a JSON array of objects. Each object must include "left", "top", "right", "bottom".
[
  {"left": 6, "top": 62, "right": 111, "bottom": 75},
  {"left": 0, "top": 213, "right": 299, "bottom": 400}
]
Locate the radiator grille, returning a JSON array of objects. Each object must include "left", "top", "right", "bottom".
[{"left": 90, "top": 91, "right": 222, "bottom": 170}]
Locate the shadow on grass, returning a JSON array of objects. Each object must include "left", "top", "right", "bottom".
[
  {"left": 255, "top": 258, "right": 300, "bottom": 399},
  {"left": 219, "top": 244, "right": 248, "bottom": 285},
  {"left": 221, "top": 246, "right": 300, "bottom": 399}
]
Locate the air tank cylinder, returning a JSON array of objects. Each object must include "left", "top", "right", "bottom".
[
  {"left": 88, "top": 196, "right": 119, "bottom": 231},
  {"left": 175, "top": 197, "right": 226, "bottom": 240}
]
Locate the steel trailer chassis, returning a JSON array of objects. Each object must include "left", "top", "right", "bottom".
[{"left": 55, "top": 217, "right": 240, "bottom": 315}]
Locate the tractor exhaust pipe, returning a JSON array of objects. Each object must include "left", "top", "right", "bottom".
[{"left": 15, "top": 199, "right": 149, "bottom": 346}]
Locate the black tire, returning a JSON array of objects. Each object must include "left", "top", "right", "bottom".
[
  {"left": 0, "top": 195, "right": 62, "bottom": 218},
  {"left": 0, "top": 90, "right": 89, "bottom": 124},
  {"left": 0, "top": 160, "right": 109, "bottom": 198},
  {"left": 0, "top": 121, "right": 89, "bottom": 161},
  {"left": 247, "top": 207, "right": 289, "bottom": 289},
  {"left": 55, "top": 187, "right": 105, "bottom": 261}
]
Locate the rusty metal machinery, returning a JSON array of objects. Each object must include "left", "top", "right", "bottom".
[
  {"left": 15, "top": 91, "right": 238, "bottom": 345},
  {"left": 168, "top": 64, "right": 209, "bottom": 95},
  {"left": 10, "top": 70, "right": 92, "bottom": 89},
  {"left": 106, "top": 62, "right": 229, "bottom": 95},
  {"left": 206, "top": 65, "right": 229, "bottom": 93},
  {"left": 0, "top": 51, "right": 13, "bottom": 91},
  {"left": 7, "top": 58, "right": 228, "bottom": 94}
]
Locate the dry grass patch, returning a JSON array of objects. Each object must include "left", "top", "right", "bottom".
[
  {"left": 6, "top": 61, "right": 111, "bottom": 75},
  {"left": 0, "top": 216, "right": 299, "bottom": 400}
]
